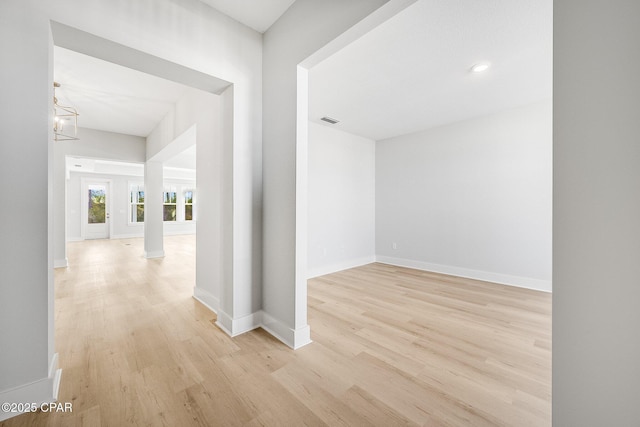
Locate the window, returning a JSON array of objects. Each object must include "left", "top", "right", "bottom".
[
  {"left": 184, "top": 190, "right": 194, "bottom": 221},
  {"left": 163, "top": 188, "right": 177, "bottom": 221},
  {"left": 130, "top": 184, "right": 144, "bottom": 223}
]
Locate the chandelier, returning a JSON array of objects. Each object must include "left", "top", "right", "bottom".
[{"left": 53, "top": 82, "right": 79, "bottom": 141}]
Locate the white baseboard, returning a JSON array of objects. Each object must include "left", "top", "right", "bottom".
[
  {"left": 307, "top": 255, "right": 376, "bottom": 279},
  {"left": 53, "top": 258, "right": 68, "bottom": 269},
  {"left": 192, "top": 287, "right": 219, "bottom": 314},
  {"left": 194, "top": 290, "right": 264, "bottom": 340},
  {"left": 375, "top": 255, "right": 552, "bottom": 292},
  {"left": 144, "top": 250, "right": 165, "bottom": 259},
  {"left": 194, "top": 296, "right": 313, "bottom": 350},
  {"left": 71, "top": 234, "right": 194, "bottom": 241},
  {"left": 111, "top": 233, "right": 144, "bottom": 240},
  {"left": 0, "top": 353, "right": 62, "bottom": 422},
  {"left": 215, "top": 310, "right": 233, "bottom": 336},
  {"left": 162, "top": 229, "right": 196, "bottom": 236},
  {"left": 262, "top": 311, "right": 312, "bottom": 349},
  {"left": 215, "top": 310, "right": 262, "bottom": 337},
  {"left": 49, "top": 354, "right": 62, "bottom": 404}
]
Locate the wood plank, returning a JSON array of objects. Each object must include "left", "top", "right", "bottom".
[{"left": 0, "top": 236, "right": 550, "bottom": 426}]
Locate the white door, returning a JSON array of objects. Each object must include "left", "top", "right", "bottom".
[{"left": 84, "top": 182, "right": 110, "bottom": 240}]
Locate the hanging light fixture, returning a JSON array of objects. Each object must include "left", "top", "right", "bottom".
[{"left": 53, "top": 82, "right": 79, "bottom": 141}]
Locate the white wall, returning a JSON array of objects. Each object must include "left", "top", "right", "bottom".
[
  {"left": 307, "top": 122, "right": 375, "bottom": 278},
  {"left": 376, "top": 101, "right": 552, "bottom": 291},
  {"left": 60, "top": 127, "right": 146, "bottom": 161},
  {"left": 50, "top": 0, "right": 260, "bottom": 326},
  {"left": 66, "top": 173, "right": 137, "bottom": 240},
  {"left": 0, "top": 0, "right": 57, "bottom": 419},
  {"left": 1, "top": 0, "right": 262, "bottom": 418},
  {"left": 553, "top": 0, "right": 640, "bottom": 424},
  {"left": 46, "top": 0, "right": 263, "bottom": 339},
  {"left": 66, "top": 172, "right": 196, "bottom": 241},
  {"left": 3, "top": 0, "right": 637, "bottom": 421},
  {"left": 54, "top": 128, "right": 146, "bottom": 266},
  {"left": 145, "top": 88, "right": 237, "bottom": 333},
  {"left": 262, "top": 0, "right": 390, "bottom": 348}
]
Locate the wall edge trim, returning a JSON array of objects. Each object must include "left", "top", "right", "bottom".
[{"left": 307, "top": 255, "right": 376, "bottom": 279}]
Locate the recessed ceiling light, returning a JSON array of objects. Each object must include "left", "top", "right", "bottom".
[{"left": 471, "top": 62, "right": 490, "bottom": 73}]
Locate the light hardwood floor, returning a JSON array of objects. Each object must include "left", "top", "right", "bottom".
[{"left": 1, "top": 236, "right": 551, "bottom": 426}]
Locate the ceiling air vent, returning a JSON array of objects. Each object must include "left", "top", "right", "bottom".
[{"left": 320, "top": 116, "right": 340, "bottom": 125}]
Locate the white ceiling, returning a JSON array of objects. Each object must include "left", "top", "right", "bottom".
[
  {"left": 197, "top": 0, "right": 296, "bottom": 33},
  {"left": 55, "top": 0, "right": 552, "bottom": 168},
  {"left": 54, "top": 46, "right": 189, "bottom": 138},
  {"left": 309, "top": 0, "right": 553, "bottom": 141}
]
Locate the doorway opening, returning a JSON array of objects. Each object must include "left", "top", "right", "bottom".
[{"left": 50, "top": 20, "right": 234, "bottom": 368}]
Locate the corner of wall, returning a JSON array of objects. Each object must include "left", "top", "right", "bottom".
[
  {"left": 215, "top": 310, "right": 262, "bottom": 337},
  {"left": 143, "top": 251, "right": 165, "bottom": 259},
  {"left": 53, "top": 258, "right": 68, "bottom": 269},
  {"left": 261, "top": 311, "right": 312, "bottom": 349},
  {"left": 192, "top": 286, "right": 220, "bottom": 314},
  {"left": 375, "top": 255, "right": 552, "bottom": 292},
  {"left": 0, "top": 354, "right": 62, "bottom": 423}
]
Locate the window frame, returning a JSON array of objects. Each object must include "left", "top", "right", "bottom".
[
  {"left": 128, "top": 182, "right": 145, "bottom": 225},
  {"left": 184, "top": 189, "right": 195, "bottom": 221},
  {"left": 163, "top": 187, "right": 178, "bottom": 222}
]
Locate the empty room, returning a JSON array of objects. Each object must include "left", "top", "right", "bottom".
[
  {"left": 2, "top": 0, "right": 640, "bottom": 426},
  {"left": 305, "top": 0, "right": 551, "bottom": 424}
]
